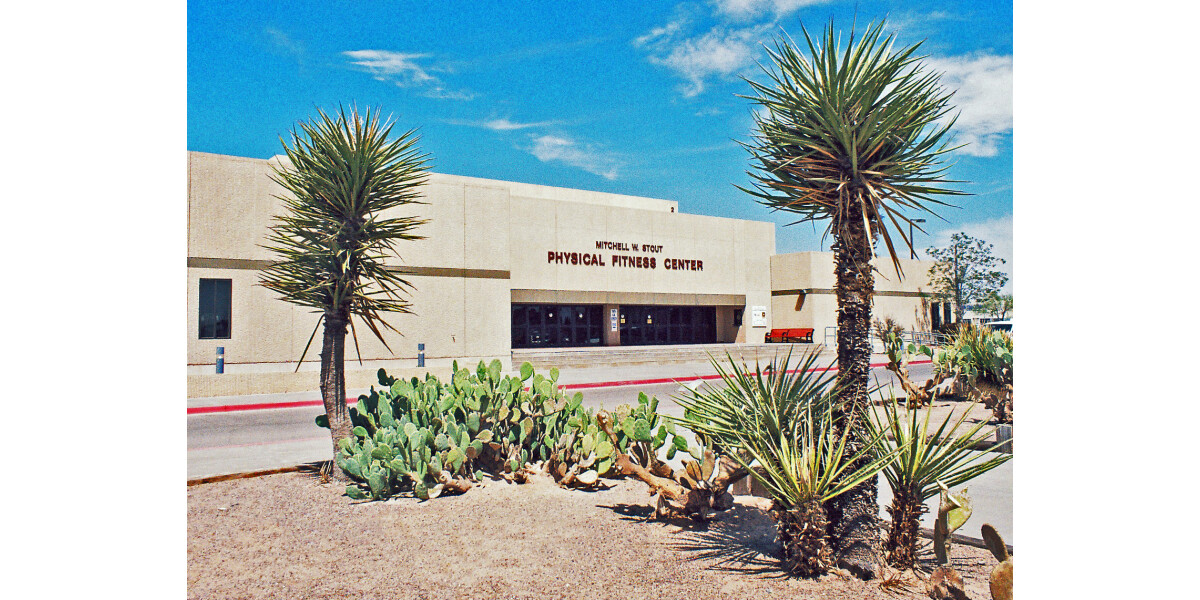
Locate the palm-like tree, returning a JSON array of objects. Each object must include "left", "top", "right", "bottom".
[
  {"left": 740, "top": 21, "right": 964, "bottom": 577},
  {"left": 677, "top": 352, "right": 897, "bottom": 577},
  {"left": 867, "top": 397, "right": 1011, "bottom": 568},
  {"left": 260, "top": 106, "right": 430, "bottom": 481}
]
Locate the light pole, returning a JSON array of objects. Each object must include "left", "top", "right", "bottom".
[{"left": 909, "top": 218, "right": 926, "bottom": 259}]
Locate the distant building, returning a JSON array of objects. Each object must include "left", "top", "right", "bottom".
[{"left": 187, "top": 151, "right": 938, "bottom": 396}]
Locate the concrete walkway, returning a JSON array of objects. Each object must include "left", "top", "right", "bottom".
[{"left": 187, "top": 352, "right": 1010, "bottom": 542}]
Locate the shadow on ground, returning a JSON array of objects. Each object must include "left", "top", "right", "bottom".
[{"left": 601, "top": 500, "right": 788, "bottom": 577}]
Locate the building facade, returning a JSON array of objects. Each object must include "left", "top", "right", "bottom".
[{"left": 187, "top": 151, "right": 937, "bottom": 396}]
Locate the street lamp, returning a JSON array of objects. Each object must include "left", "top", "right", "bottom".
[{"left": 909, "top": 218, "right": 926, "bottom": 259}]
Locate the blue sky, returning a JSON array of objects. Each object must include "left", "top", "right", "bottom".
[{"left": 189, "top": 0, "right": 1013, "bottom": 290}]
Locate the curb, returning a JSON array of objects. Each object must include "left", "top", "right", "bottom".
[
  {"left": 187, "top": 358, "right": 933, "bottom": 415},
  {"left": 187, "top": 464, "right": 308, "bottom": 486},
  {"left": 914, "top": 525, "right": 1015, "bottom": 555}
]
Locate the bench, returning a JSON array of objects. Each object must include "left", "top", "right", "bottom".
[
  {"left": 765, "top": 328, "right": 814, "bottom": 343},
  {"left": 765, "top": 328, "right": 788, "bottom": 343}
]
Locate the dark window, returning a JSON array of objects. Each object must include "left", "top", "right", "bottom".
[
  {"left": 618, "top": 305, "right": 716, "bottom": 346},
  {"left": 199, "top": 278, "right": 232, "bottom": 339},
  {"left": 511, "top": 304, "right": 604, "bottom": 349},
  {"left": 733, "top": 308, "right": 744, "bottom": 327}
]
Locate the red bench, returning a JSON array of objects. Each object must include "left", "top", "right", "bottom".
[{"left": 765, "top": 328, "right": 814, "bottom": 343}]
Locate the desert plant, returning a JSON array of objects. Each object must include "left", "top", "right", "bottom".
[
  {"left": 873, "top": 317, "right": 904, "bottom": 347},
  {"left": 678, "top": 351, "right": 897, "bottom": 576},
  {"left": 918, "top": 324, "right": 1013, "bottom": 421},
  {"left": 931, "top": 484, "right": 972, "bottom": 564},
  {"left": 981, "top": 524, "right": 1013, "bottom": 600},
  {"left": 881, "top": 330, "right": 945, "bottom": 408},
  {"left": 866, "top": 396, "right": 1011, "bottom": 568},
  {"left": 332, "top": 361, "right": 704, "bottom": 499},
  {"left": 740, "top": 20, "right": 964, "bottom": 577},
  {"left": 329, "top": 361, "right": 600, "bottom": 500},
  {"left": 260, "top": 105, "right": 430, "bottom": 481}
]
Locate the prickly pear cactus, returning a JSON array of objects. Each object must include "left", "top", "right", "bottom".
[
  {"left": 933, "top": 484, "right": 972, "bottom": 564},
  {"left": 340, "top": 360, "right": 603, "bottom": 500},
  {"left": 981, "top": 523, "right": 1013, "bottom": 600}
]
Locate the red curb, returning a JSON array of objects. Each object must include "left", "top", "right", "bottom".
[{"left": 187, "top": 358, "right": 932, "bottom": 415}]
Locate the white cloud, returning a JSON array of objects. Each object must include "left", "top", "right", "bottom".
[
  {"left": 645, "top": 25, "right": 768, "bottom": 97},
  {"left": 483, "top": 118, "right": 557, "bottom": 131},
  {"left": 529, "top": 135, "right": 622, "bottom": 180},
  {"left": 264, "top": 27, "right": 304, "bottom": 58},
  {"left": 342, "top": 50, "right": 474, "bottom": 100},
  {"left": 930, "top": 215, "right": 1014, "bottom": 293},
  {"left": 343, "top": 50, "right": 435, "bottom": 84},
  {"left": 423, "top": 87, "right": 477, "bottom": 101},
  {"left": 925, "top": 54, "right": 1013, "bottom": 157},
  {"left": 443, "top": 117, "right": 559, "bottom": 131},
  {"left": 634, "top": 0, "right": 829, "bottom": 98},
  {"left": 634, "top": 18, "right": 688, "bottom": 47},
  {"left": 711, "top": 0, "right": 830, "bottom": 20}
]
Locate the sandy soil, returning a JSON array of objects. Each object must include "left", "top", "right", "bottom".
[{"left": 188, "top": 471, "right": 1001, "bottom": 599}]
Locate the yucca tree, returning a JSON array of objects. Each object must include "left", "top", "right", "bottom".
[
  {"left": 260, "top": 106, "right": 431, "bottom": 481},
  {"left": 678, "top": 352, "right": 897, "bottom": 577},
  {"left": 740, "top": 20, "right": 964, "bottom": 577},
  {"left": 867, "top": 397, "right": 1011, "bottom": 568}
]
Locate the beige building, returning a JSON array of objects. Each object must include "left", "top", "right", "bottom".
[
  {"left": 188, "top": 151, "right": 938, "bottom": 396},
  {"left": 769, "top": 253, "right": 942, "bottom": 347}
]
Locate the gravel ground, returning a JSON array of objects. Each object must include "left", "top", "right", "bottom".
[{"left": 188, "top": 471, "right": 1001, "bottom": 599}]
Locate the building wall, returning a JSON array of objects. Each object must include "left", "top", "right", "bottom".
[
  {"left": 770, "top": 252, "right": 936, "bottom": 345},
  {"left": 188, "top": 151, "right": 776, "bottom": 383}
]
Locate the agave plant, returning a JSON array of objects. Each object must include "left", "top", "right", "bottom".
[
  {"left": 867, "top": 396, "right": 1011, "bottom": 568},
  {"left": 677, "top": 352, "right": 897, "bottom": 577}
]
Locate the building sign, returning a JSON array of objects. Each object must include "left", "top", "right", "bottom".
[
  {"left": 547, "top": 240, "right": 703, "bottom": 271},
  {"left": 610, "top": 308, "right": 619, "bottom": 332},
  {"left": 751, "top": 306, "right": 767, "bottom": 327}
]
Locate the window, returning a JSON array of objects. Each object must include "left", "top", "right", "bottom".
[
  {"left": 511, "top": 304, "right": 603, "bottom": 349},
  {"left": 733, "top": 308, "right": 744, "bottom": 327},
  {"left": 199, "top": 278, "right": 232, "bottom": 339}
]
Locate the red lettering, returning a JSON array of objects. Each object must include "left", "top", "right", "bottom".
[
  {"left": 649, "top": 257, "right": 656, "bottom": 269},
  {"left": 697, "top": 260, "right": 702, "bottom": 271}
]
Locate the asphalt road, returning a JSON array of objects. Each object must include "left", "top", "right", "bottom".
[{"left": 187, "top": 361, "right": 1011, "bottom": 541}]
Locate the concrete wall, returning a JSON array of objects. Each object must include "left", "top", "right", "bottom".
[
  {"left": 188, "top": 151, "right": 777, "bottom": 386},
  {"left": 770, "top": 252, "right": 936, "bottom": 345}
]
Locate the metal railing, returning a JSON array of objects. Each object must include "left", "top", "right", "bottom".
[{"left": 824, "top": 326, "right": 951, "bottom": 349}]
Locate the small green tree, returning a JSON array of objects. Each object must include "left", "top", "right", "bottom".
[
  {"left": 926, "top": 233, "right": 1008, "bottom": 322},
  {"left": 979, "top": 291, "right": 1013, "bottom": 320},
  {"left": 260, "top": 106, "right": 431, "bottom": 481}
]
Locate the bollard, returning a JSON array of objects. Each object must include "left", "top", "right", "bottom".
[
  {"left": 216, "top": 346, "right": 225, "bottom": 374},
  {"left": 417, "top": 343, "right": 425, "bottom": 368},
  {"left": 995, "top": 424, "right": 1012, "bottom": 453}
]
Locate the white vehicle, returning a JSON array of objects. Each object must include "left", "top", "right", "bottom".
[{"left": 987, "top": 320, "right": 1013, "bottom": 334}]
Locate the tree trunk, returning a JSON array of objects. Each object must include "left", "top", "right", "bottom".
[
  {"left": 777, "top": 499, "right": 833, "bottom": 577},
  {"left": 885, "top": 490, "right": 926, "bottom": 569},
  {"left": 321, "top": 310, "right": 351, "bottom": 482},
  {"left": 826, "top": 200, "right": 886, "bottom": 579}
]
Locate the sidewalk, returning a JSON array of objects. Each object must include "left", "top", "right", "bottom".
[{"left": 188, "top": 350, "right": 927, "bottom": 413}]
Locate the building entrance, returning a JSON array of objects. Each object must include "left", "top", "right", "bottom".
[
  {"left": 619, "top": 305, "right": 716, "bottom": 346},
  {"left": 511, "top": 304, "right": 604, "bottom": 349}
]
